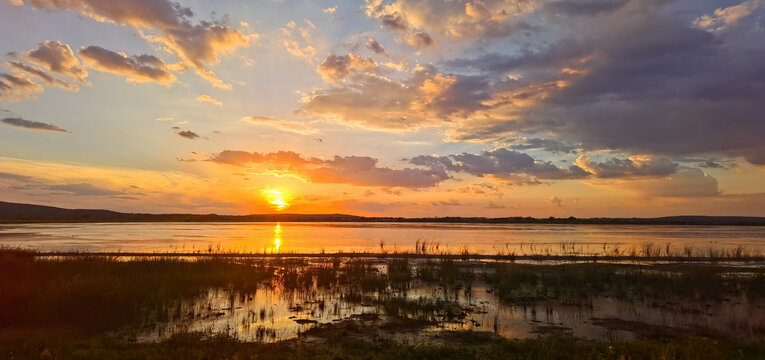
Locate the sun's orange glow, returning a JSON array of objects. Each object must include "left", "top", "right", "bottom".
[{"left": 262, "top": 188, "right": 289, "bottom": 210}]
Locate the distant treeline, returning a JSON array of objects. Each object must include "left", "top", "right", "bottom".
[{"left": 1, "top": 201, "right": 764, "bottom": 225}]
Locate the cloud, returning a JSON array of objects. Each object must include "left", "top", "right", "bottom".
[
  {"left": 7, "top": 61, "right": 79, "bottom": 91},
  {"left": 544, "top": 0, "right": 630, "bottom": 16},
  {"left": 14, "top": 0, "right": 253, "bottom": 89},
  {"left": 176, "top": 130, "right": 200, "bottom": 139},
  {"left": 431, "top": 199, "right": 463, "bottom": 206},
  {"left": 323, "top": 6, "right": 337, "bottom": 14},
  {"left": 300, "top": 64, "right": 493, "bottom": 129},
  {"left": 208, "top": 150, "right": 450, "bottom": 188},
  {"left": 316, "top": 53, "right": 378, "bottom": 83},
  {"left": 45, "top": 183, "right": 123, "bottom": 196},
  {"left": 437, "top": 1, "right": 765, "bottom": 165},
  {"left": 453, "top": 182, "right": 505, "bottom": 198},
  {"left": 547, "top": 195, "right": 563, "bottom": 207},
  {"left": 694, "top": 0, "right": 763, "bottom": 32},
  {"left": 363, "top": 0, "right": 535, "bottom": 41},
  {"left": 486, "top": 201, "right": 506, "bottom": 209},
  {"left": 574, "top": 155, "right": 678, "bottom": 179},
  {"left": 0, "top": 73, "right": 45, "bottom": 101},
  {"left": 281, "top": 20, "right": 317, "bottom": 61},
  {"left": 78, "top": 46, "right": 176, "bottom": 85},
  {"left": 0, "top": 171, "right": 37, "bottom": 182},
  {"left": 23, "top": 40, "right": 88, "bottom": 82},
  {"left": 406, "top": 32, "right": 435, "bottom": 49},
  {"left": 630, "top": 168, "right": 721, "bottom": 198},
  {"left": 0, "top": 41, "right": 84, "bottom": 100},
  {"left": 243, "top": 116, "right": 316, "bottom": 135},
  {"left": 508, "top": 137, "right": 579, "bottom": 154},
  {"left": 381, "top": 187, "right": 403, "bottom": 196},
  {"left": 1, "top": 117, "right": 69, "bottom": 133},
  {"left": 366, "top": 38, "right": 388, "bottom": 56},
  {"left": 196, "top": 94, "right": 222, "bottom": 106},
  {"left": 409, "top": 148, "right": 589, "bottom": 182}
]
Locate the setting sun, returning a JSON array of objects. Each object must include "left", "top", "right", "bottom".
[{"left": 262, "top": 189, "right": 289, "bottom": 211}]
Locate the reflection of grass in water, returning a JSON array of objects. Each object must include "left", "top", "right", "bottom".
[
  {"left": 381, "top": 296, "right": 463, "bottom": 323},
  {"left": 3, "top": 331, "right": 764, "bottom": 359},
  {"left": 486, "top": 263, "right": 765, "bottom": 304},
  {"left": 0, "top": 247, "right": 274, "bottom": 333}
]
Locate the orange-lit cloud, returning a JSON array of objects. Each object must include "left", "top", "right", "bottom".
[
  {"left": 316, "top": 54, "right": 377, "bottom": 83},
  {"left": 14, "top": 0, "right": 253, "bottom": 89},
  {"left": 196, "top": 94, "right": 222, "bottom": 106},
  {"left": 23, "top": 40, "right": 88, "bottom": 82},
  {"left": 208, "top": 150, "right": 449, "bottom": 188}
]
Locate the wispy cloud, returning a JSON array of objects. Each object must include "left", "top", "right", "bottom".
[
  {"left": 243, "top": 116, "right": 317, "bottom": 135},
  {"left": 196, "top": 94, "right": 222, "bottom": 107},
  {"left": 1, "top": 117, "right": 69, "bottom": 133}
]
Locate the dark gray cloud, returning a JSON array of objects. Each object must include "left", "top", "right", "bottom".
[
  {"left": 0, "top": 172, "right": 36, "bottom": 182},
  {"left": 508, "top": 137, "right": 579, "bottom": 154},
  {"left": 366, "top": 38, "right": 388, "bottom": 55},
  {"left": 441, "top": 2, "right": 765, "bottom": 165},
  {"left": 380, "top": 12, "right": 410, "bottom": 33},
  {"left": 45, "top": 183, "right": 124, "bottom": 196},
  {"left": 78, "top": 46, "right": 176, "bottom": 85},
  {"left": 410, "top": 148, "right": 683, "bottom": 182},
  {"left": 544, "top": 0, "right": 630, "bottom": 16},
  {"left": 176, "top": 130, "right": 200, "bottom": 139},
  {"left": 410, "top": 148, "right": 590, "bottom": 181},
  {"left": 1, "top": 117, "right": 69, "bottom": 133}
]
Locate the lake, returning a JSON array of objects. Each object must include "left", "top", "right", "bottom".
[{"left": 1, "top": 222, "right": 763, "bottom": 255}]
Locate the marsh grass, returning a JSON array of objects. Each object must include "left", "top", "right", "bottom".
[
  {"left": 2, "top": 246, "right": 764, "bottom": 359},
  {"left": 486, "top": 263, "right": 765, "bottom": 304},
  {"left": 0, "top": 247, "right": 274, "bottom": 333}
]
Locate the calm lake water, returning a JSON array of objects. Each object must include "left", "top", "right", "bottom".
[{"left": 1, "top": 222, "right": 764, "bottom": 255}]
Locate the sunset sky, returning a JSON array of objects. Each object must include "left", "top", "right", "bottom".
[{"left": 1, "top": 0, "right": 764, "bottom": 217}]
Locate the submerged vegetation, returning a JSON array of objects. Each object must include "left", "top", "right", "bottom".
[{"left": 1, "top": 246, "right": 764, "bottom": 359}]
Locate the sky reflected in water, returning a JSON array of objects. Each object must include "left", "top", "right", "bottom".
[{"left": 1, "top": 222, "right": 764, "bottom": 255}]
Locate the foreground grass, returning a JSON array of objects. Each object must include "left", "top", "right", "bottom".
[
  {"left": 2, "top": 248, "right": 764, "bottom": 359},
  {"left": 1, "top": 332, "right": 763, "bottom": 360},
  {"left": 0, "top": 248, "right": 274, "bottom": 333}
]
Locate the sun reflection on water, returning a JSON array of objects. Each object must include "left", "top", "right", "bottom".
[{"left": 273, "top": 222, "right": 281, "bottom": 252}]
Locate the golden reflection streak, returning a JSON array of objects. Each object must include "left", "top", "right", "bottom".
[{"left": 273, "top": 222, "right": 282, "bottom": 252}]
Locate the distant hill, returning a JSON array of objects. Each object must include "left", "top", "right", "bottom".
[{"left": 1, "top": 201, "right": 764, "bottom": 225}]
